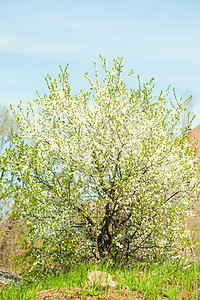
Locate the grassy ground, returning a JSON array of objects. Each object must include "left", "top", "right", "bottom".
[{"left": 0, "top": 260, "right": 200, "bottom": 299}]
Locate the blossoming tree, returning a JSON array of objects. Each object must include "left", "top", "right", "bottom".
[{"left": 1, "top": 57, "right": 199, "bottom": 276}]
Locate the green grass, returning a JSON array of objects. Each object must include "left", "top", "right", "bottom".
[{"left": 0, "top": 260, "right": 200, "bottom": 299}]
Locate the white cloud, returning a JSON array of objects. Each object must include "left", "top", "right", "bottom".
[{"left": 0, "top": 38, "right": 11, "bottom": 50}]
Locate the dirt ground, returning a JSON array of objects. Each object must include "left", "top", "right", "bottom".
[{"left": 33, "top": 287, "right": 144, "bottom": 300}]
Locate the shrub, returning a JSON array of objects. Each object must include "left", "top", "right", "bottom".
[{"left": 1, "top": 57, "right": 199, "bottom": 277}]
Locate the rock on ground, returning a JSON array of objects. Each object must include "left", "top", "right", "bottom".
[{"left": 87, "top": 271, "right": 117, "bottom": 289}]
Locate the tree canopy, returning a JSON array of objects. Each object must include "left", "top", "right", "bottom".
[{"left": 1, "top": 57, "right": 199, "bottom": 277}]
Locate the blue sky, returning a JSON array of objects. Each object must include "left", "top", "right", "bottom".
[{"left": 0, "top": 0, "right": 200, "bottom": 127}]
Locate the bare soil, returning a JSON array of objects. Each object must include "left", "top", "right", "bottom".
[{"left": 33, "top": 287, "right": 144, "bottom": 300}]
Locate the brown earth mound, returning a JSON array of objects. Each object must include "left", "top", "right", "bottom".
[{"left": 33, "top": 287, "right": 143, "bottom": 300}]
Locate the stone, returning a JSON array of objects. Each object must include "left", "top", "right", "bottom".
[
  {"left": 0, "top": 271, "right": 21, "bottom": 286},
  {"left": 87, "top": 271, "right": 117, "bottom": 289}
]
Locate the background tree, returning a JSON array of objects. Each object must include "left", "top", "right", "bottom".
[
  {"left": 0, "top": 106, "right": 17, "bottom": 151},
  {"left": 2, "top": 58, "right": 199, "bottom": 278},
  {"left": 0, "top": 106, "right": 19, "bottom": 271},
  {"left": 0, "top": 105, "right": 18, "bottom": 219}
]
